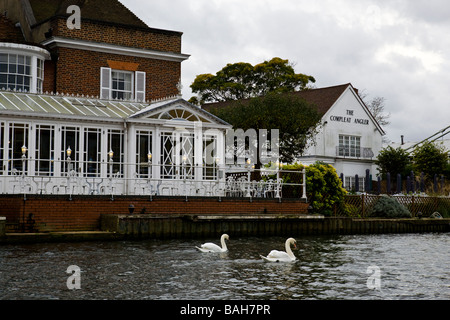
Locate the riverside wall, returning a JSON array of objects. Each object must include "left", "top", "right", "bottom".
[
  {"left": 100, "top": 214, "right": 450, "bottom": 239},
  {"left": 0, "top": 194, "right": 449, "bottom": 243},
  {"left": 0, "top": 194, "right": 308, "bottom": 233}
]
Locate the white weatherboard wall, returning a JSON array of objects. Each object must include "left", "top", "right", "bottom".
[{"left": 300, "top": 86, "right": 384, "bottom": 187}]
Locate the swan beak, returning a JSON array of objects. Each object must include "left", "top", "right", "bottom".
[{"left": 293, "top": 243, "right": 297, "bottom": 249}]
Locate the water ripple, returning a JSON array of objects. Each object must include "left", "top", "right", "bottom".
[{"left": 0, "top": 233, "right": 449, "bottom": 300}]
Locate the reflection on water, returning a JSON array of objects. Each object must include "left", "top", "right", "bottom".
[{"left": 0, "top": 233, "right": 449, "bottom": 300}]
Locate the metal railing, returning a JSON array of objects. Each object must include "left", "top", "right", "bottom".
[{"left": 1, "top": 158, "right": 307, "bottom": 200}]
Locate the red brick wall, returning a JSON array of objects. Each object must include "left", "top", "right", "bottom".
[
  {"left": 49, "top": 47, "right": 181, "bottom": 100},
  {"left": 42, "top": 18, "right": 183, "bottom": 100},
  {"left": 51, "top": 18, "right": 182, "bottom": 53},
  {"left": 0, "top": 195, "right": 309, "bottom": 233}
]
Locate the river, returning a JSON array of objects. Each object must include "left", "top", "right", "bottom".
[{"left": 0, "top": 233, "right": 448, "bottom": 300}]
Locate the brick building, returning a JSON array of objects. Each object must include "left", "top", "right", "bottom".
[
  {"left": 0, "top": 0, "right": 232, "bottom": 197},
  {"left": 0, "top": 0, "right": 189, "bottom": 101}
]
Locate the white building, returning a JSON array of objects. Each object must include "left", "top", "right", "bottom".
[
  {"left": 0, "top": 90, "right": 231, "bottom": 196},
  {"left": 297, "top": 84, "right": 385, "bottom": 190}
]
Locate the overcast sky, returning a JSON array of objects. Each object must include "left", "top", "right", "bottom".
[{"left": 121, "top": 0, "right": 449, "bottom": 144}]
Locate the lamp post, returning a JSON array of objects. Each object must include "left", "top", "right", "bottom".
[
  {"left": 108, "top": 149, "right": 114, "bottom": 199},
  {"left": 182, "top": 155, "right": 187, "bottom": 179},
  {"left": 21, "top": 145, "right": 27, "bottom": 200},
  {"left": 215, "top": 156, "right": 220, "bottom": 179},
  {"left": 108, "top": 149, "right": 114, "bottom": 177},
  {"left": 147, "top": 151, "right": 153, "bottom": 200},
  {"left": 108, "top": 149, "right": 114, "bottom": 170},
  {"left": 65, "top": 147, "right": 73, "bottom": 199},
  {"left": 21, "top": 145, "right": 27, "bottom": 178},
  {"left": 245, "top": 158, "right": 252, "bottom": 197},
  {"left": 66, "top": 147, "right": 72, "bottom": 172},
  {"left": 147, "top": 151, "right": 152, "bottom": 179}
]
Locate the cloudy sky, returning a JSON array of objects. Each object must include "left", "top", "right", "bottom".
[{"left": 121, "top": 0, "right": 449, "bottom": 144}]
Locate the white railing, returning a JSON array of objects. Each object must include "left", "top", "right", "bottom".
[{"left": 0, "top": 159, "right": 307, "bottom": 200}]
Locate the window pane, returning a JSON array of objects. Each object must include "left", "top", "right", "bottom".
[
  {"left": 111, "top": 70, "right": 133, "bottom": 100},
  {"left": 9, "top": 63, "right": 16, "bottom": 73},
  {"left": 0, "top": 74, "right": 7, "bottom": 85}
]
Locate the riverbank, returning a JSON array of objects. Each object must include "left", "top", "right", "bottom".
[{"left": 1, "top": 215, "right": 449, "bottom": 244}]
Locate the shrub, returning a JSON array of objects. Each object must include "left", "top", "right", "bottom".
[
  {"left": 369, "top": 196, "right": 411, "bottom": 218},
  {"left": 281, "top": 162, "right": 347, "bottom": 216}
]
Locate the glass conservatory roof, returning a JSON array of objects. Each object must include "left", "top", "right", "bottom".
[
  {"left": 0, "top": 91, "right": 231, "bottom": 127},
  {"left": 0, "top": 91, "right": 148, "bottom": 119}
]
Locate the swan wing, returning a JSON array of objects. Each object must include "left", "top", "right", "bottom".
[
  {"left": 197, "top": 242, "right": 224, "bottom": 252},
  {"left": 267, "top": 250, "right": 290, "bottom": 259},
  {"left": 261, "top": 250, "right": 296, "bottom": 262}
]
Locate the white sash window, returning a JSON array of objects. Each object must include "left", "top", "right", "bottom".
[{"left": 100, "top": 67, "right": 146, "bottom": 102}]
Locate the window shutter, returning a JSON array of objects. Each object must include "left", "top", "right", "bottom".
[
  {"left": 100, "top": 67, "right": 111, "bottom": 100},
  {"left": 135, "top": 71, "right": 146, "bottom": 102}
]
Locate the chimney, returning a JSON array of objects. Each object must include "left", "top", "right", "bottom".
[{"left": 401, "top": 135, "right": 404, "bottom": 145}]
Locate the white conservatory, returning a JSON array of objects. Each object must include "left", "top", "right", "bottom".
[{"left": 0, "top": 90, "right": 232, "bottom": 196}]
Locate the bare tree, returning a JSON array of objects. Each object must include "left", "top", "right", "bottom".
[
  {"left": 367, "top": 96, "right": 390, "bottom": 127},
  {"left": 359, "top": 90, "right": 391, "bottom": 142}
]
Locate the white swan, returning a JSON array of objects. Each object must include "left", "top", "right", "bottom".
[
  {"left": 196, "top": 234, "right": 229, "bottom": 253},
  {"left": 260, "top": 238, "right": 297, "bottom": 262}
]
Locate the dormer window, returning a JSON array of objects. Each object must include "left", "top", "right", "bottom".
[{"left": 0, "top": 43, "right": 49, "bottom": 93}]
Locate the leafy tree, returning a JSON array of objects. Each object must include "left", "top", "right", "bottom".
[
  {"left": 190, "top": 57, "right": 315, "bottom": 104},
  {"left": 375, "top": 146, "right": 412, "bottom": 178},
  {"left": 209, "top": 92, "right": 322, "bottom": 164},
  {"left": 412, "top": 141, "right": 449, "bottom": 179}
]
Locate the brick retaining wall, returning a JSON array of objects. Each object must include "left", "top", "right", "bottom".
[{"left": 0, "top": 195, "right": 308, "bottom": 233}]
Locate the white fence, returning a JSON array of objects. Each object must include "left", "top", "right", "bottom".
[{"left": 1, "top": 159, "right": 306, "bottom": 200}]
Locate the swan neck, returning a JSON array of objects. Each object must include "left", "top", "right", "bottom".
[
  {"left": 285, "top": 240, "right": 294, "bottom": 258},
  {"left": 221, "top": 236, "right": 228, "bottom": 250}
]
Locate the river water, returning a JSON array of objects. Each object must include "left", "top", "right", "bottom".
[{"left": 0, "top": 233, "right": 448, "bottom": 300}]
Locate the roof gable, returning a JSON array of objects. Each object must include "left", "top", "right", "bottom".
[
  {"left": 131, "top": 99, "right": 231, "bottom": 127},
  {"left": 315, "top": 84, "right": 386, "bottom": 135}
]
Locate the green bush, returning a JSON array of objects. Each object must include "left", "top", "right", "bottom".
[
  {"left": 281, "top": 162, "right": 347, "bottom": 216},
  {"left": 369, "top": 196, "right": 411, "bottom": 218}
]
